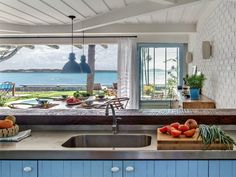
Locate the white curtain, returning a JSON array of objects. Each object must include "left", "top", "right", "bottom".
[{"left": 117, "top": 38, "right": 139, "bottom": 109}]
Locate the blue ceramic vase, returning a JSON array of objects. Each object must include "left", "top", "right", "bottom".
[{"left": 190, "top": 88, "right": 200, "bottom": 100}]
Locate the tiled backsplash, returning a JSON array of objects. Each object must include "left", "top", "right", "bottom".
[{"left": 189, "top": 0, "right": 236, "bottom": 108}]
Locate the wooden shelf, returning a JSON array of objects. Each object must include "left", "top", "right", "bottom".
[{"left": 177, "top": 91, "right": 215, "bottom": 109}]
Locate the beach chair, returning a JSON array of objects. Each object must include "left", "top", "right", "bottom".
[
  {"left": 110, "top": 97, "right": 129, "bottom": 109},
  {"left": 95, "top": 97, "right": 129, "bottom": 110},
  {"left": 0, "top": 82, "right": 15, "bottom": 96}
]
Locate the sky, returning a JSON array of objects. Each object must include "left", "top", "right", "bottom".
[{"left": 0, "top": 44, "right": 118, "bottom": 71}]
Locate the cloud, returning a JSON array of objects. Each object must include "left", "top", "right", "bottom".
[{"left": 0, "top": 45, "right": 118, "bottom": 71}]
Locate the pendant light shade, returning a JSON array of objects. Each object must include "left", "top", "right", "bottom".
[
  {"left": 62, "top": 52, "right": 80, "bottom": 73},
  {"left": 62, "top": 15, "right": 91, "bottom": 73},
  {"left": 79, "top": 54, "right": 91, "bottom": 73},
  {"left": 78, "top": 31, "right": 91, "bottom": 73}
]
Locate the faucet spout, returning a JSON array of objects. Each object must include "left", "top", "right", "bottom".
[{"left": 105, "top": 102, "right": 121, "bottom": 134}]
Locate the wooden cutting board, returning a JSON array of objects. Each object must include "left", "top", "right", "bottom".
[{"left": 157, "top": 128, "right": 233, "bottom": 150}]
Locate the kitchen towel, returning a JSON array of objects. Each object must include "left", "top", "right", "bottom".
[{"left": 0, "top": 129, "right": 31, "bottom": 142}]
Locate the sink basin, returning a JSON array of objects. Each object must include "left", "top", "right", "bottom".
[{"left": 62, "top": 134, "right": 152, "bottom": 148}]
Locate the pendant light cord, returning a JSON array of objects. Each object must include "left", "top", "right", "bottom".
[
  {"left": 82, "top": 30, "right": 84, "bottom": 55},
  {"left": 68, "top": 15, "right": 75, "bottom": 53},
  {"left": 71, "top": 17, "right": 74, "bottom": 53}
]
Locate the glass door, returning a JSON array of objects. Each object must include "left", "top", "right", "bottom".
[{"left": 138, "top": 44, "right": 185, "bottom": 108}]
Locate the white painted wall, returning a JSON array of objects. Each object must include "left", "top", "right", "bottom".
[{"left": 188, "top": 0, "right": 236, "bottom": 108}]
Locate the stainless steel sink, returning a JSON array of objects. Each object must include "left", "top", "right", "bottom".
[{"left": 62, "top": 135, "right": 152, "bottom": 148}]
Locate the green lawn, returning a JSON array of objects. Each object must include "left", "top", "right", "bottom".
[{"left": 7, "top": 91, "right": 75, "bottom": 103}]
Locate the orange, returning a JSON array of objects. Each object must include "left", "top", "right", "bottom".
[
  {"left": 183, "top": 129, "right": 196, "bottom": 137},
  {"left": 0, "top": 119, "right": 13, "bottom": 129}
]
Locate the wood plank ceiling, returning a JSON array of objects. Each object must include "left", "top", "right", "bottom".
[{"left": 0, "top": 0, "right": 205, "bottom": 25}]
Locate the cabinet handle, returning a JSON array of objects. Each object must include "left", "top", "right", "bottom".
[
  {"left": 111, "top": 167, "right": 120, "bottom": 172},
  {"left": 23, "top": 167, "right": 32, "bottom": 172},
  {"left": 126, "top": 166, "right": 135, "bottom": 172}
]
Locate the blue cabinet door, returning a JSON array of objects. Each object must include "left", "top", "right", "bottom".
[
  {"left": 123, "top": 160, "right": 155, "bottom": 177},
  {"left": 0, "top": 160, "right": 37, "bottom": 177},
  {"left": 38, "top": 160, "right": 122, "bottom": 177},
  {"left": 154, "top": 160, "right": 208, "bottom": 177},
  {"left": 123, "top": 160, "right": 209, "bottom": 177},
  {"left": 209, "top": 160, "right": 236, "bottom": 177}
]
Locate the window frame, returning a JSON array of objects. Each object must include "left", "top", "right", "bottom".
[{"left": 137, "top": 43, "right": 186, "bottom": 107}]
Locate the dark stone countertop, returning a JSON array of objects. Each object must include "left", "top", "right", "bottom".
[{"left": 0, "top": 109, "right": 236, "bottom": 125}]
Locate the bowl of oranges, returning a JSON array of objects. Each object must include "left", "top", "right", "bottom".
[{"left": 0, "top": 115, "right": 19, "bottom": 138}]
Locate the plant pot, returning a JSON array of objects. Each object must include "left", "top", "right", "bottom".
[{"left": 189, "top": 88, "right": 200, "bottom": 100}]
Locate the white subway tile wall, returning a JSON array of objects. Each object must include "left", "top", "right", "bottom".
[{"left": 189, "top": 0, "right": 236, "bottom": 108}]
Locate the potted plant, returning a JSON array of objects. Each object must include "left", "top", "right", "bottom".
[
  {"left": 73, "top": 91, "right": 91, "bottom": 100},
  {"left": 185, "top": 74, "right": 206, "bottom": 100},
  {"left": 144, "top": 85, "right": 154, "bottom": 96},
  {"left": 0, "top": 94, "right": 7, "bottom": 107}
]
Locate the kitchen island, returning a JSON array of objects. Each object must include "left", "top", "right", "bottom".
[
  {"left": 0, "top": 109, "right": 236, "bottom": 177},
  {"left": 0, "top": 130, "right": 236, "bottom": 159},
  {"left": 0, "top": 130, "right": 236, "bottom": 177}
]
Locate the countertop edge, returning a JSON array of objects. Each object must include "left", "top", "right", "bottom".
[
  {"left": 1, "top": 150, "right": 236, "bottom": 160},
  {"left": 1, "top": 109, "right": 236, "bottom": 125}
]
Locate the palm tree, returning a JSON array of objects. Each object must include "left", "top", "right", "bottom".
[{"left": 86, "top": 45, "right": 96, "bottom": 95}]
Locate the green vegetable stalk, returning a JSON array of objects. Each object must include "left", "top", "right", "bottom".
[{"left": 198, "top": 124, "right": 236, "bottom": 150}]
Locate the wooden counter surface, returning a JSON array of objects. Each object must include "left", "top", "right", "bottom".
[{"left": 177, "top": 91, "right": 215, "bottom": 109}]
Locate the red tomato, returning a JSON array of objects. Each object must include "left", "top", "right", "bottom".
[
  {"left": 170, "top": 122, "right": 180, "bottom": 129},
  {"left": 159, "top": 126, "right": 168, "bottom": 133},
  {"left": 171, "top": 129, "right": 182, "bottom": 137},
  {"left": 166, "top": 125, "right": 172, "bottom": 135},
  {"left": 178, "top": 124, "right": 190, "bottom": 132}
]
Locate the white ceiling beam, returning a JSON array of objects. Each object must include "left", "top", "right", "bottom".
[
  {"left": 73, "top": 0, "right": 200, "bottom": 31},
  {"left": 0, "top": 23, "right": 196, "bottom": 36},
  {"left": 27, "top": 25, "right": 70, "bottom": 34},
  {"left": 85, "top": 24, "right": 196, "bottom": 34},
  {"left": 0, "top": 0, "right": 200, "bottom": 35},
  {"left": 148, "top": 0, "right": 176, "bottom": 5},
  {"left": 0, "top": 23, "right": 27, "bottom": 33},
  {"left": 73, "top": 1, "right": 166, "bottom": 31}
]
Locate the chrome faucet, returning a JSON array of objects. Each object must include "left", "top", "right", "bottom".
[{"left": 105, "top": 102, "right": 121, "bottom": 134}]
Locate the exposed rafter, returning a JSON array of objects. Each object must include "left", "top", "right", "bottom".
[
  {"left": 0, "top": 23, "right": 27, "bottom": 33},
  {"left": 149, "top": 0, "right": 176, "bottom": 5},
  {"left": 85, "top": 24, "right": 196, "bottom": 34},
  {"left": 0, "top": 23, "right": 196, "bottom": 35},
  {"left": 0, "top": 0, "right": 201, "bottom": 36},
  {"left": 74, "top": 0, "right": 200, "bottom": 31}
]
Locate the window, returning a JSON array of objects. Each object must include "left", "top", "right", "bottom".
[
  {"left": 138, "top": 44, "right": 185, "bottom": 108},
  {"left": 0, "top": 44, "right": 118, "bottom": 87}
]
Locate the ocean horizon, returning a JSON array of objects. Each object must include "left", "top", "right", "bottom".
[
  {"left": 0, "top": 72, "right": 118, "bottom": 87},
  {"left": 0, "top": 70, "right": 166, "bottom": 87}
]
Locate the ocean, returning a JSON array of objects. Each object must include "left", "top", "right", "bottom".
[
  {"left": 0, "top": 72, "right": 117, "bottom": 87},
  {"left": 0, "top": 71, "right": 167, "bottom": 87}
]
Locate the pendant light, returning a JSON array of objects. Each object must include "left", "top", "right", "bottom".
[
  {"left": 78, "top": 30, "right": 91, "bottom": 73},
  {"left": 62, "top": 15, "right": 80, "bottom": 73}
]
